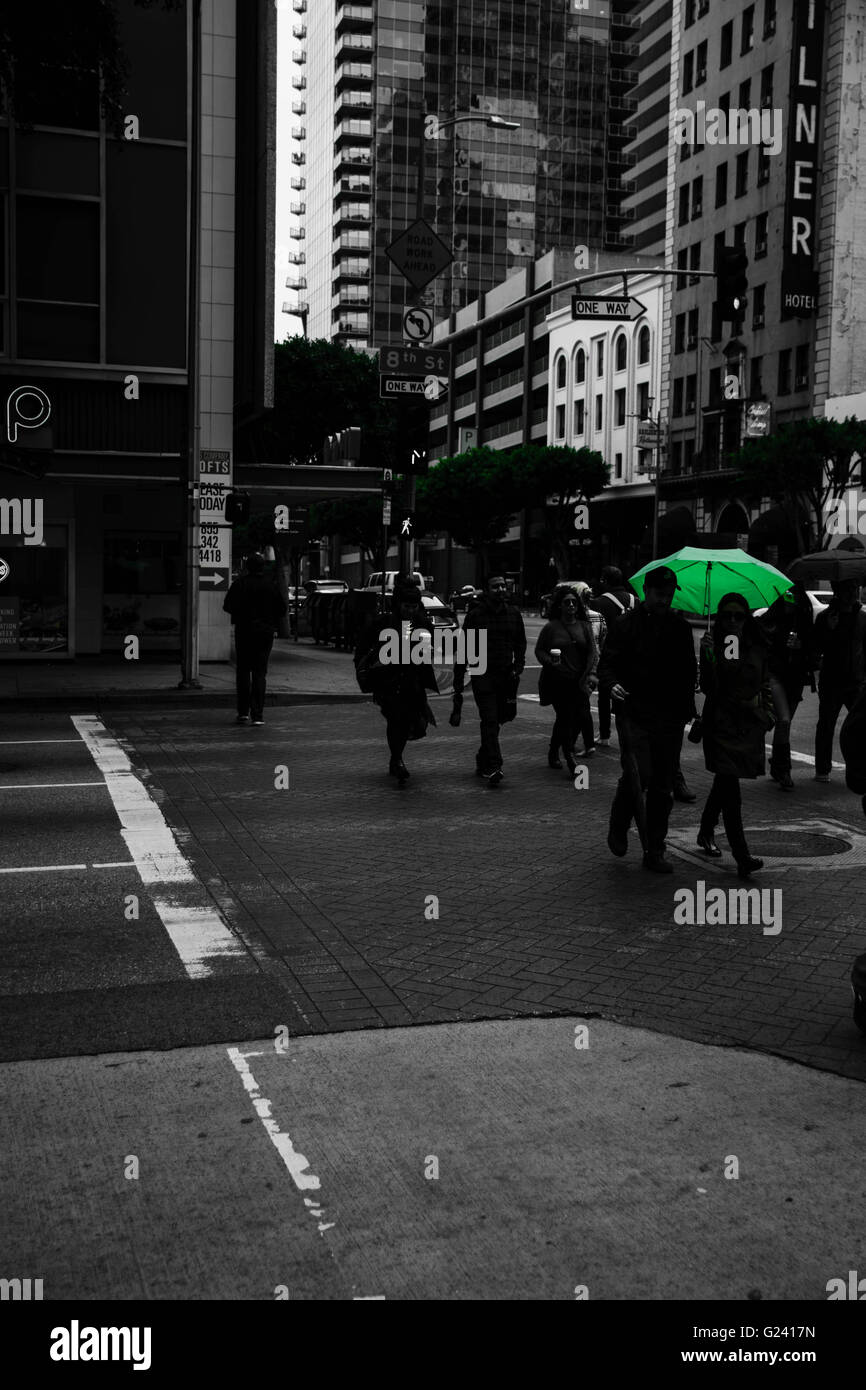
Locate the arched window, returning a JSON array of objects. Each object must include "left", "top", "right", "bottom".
[
  {"left": 615, "top": 334, "right": 627, "bottom": 372},
  {"left": 637, "top": 325, "right": 651, "bottom": 365},
  {"left": 575, "top": 347, "right": 586, "bottom": 384},
  {"left": 555, "top": 354, "right": 567, "bottom": 389}
]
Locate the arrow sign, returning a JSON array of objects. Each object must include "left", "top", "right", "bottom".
[
  {"left": 571, "top": 295, "right": 647, "bottom": 321},
  {"left": 199, "top": 570, "right": 228, "bottom": 588}
]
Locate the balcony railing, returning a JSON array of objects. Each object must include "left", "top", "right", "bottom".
[
  {"left": 290, "top": 176, "right": 306, "bottom": 190},
  {"left": 292, "top": 100, "right": 306, "bottom": 115},
  {"left": 292, "top": 126, "right": 306, "bottom": 140},
  {"left": 290, "top": 201, "right": 306, "bottom": 214}
]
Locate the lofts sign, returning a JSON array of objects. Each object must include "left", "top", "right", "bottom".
[{"left": 780, "top": 0, "right": 824, "bottom": 319}]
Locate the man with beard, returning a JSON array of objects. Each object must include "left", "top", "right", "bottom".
[
  {"left": 598, "top": 566, "right": 697, "bottom": 873},
  {"left": 451, "top": 575, "right": 526, "bottom": 786}
]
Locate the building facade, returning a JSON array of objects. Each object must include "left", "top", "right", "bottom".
[
  {"left": 658, "top": 0, "right": 866, "bottom": 562},
  {"left": 0, "top": 0, "right": 276, "bottom": 664},
  {"left": 290, "top": 0, "right": 643, "bottom": 350}
]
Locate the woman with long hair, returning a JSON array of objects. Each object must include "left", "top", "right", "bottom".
[
  {"left": 535, "top": 586, "right": 599, "bottom": 775},
  {"left": 353, "top": 575, "right": 438, "bottom": 783},
  {"left": 696, "top": 591, "right": 775, "bottom": 878}
]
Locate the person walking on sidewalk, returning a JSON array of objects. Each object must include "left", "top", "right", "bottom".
[
  {"left": 451, "top": 574, "right": 526, "bottom": 787},
  {"left": 535, "top": 588, "right": 599, "bottom": 776},
  {"left": 598, "top": 565, "right": 697, "bottom": 874},
  {"left": 223, "top": 553, "right": 286, "bottom": 726},
  {"left": 696, "top": 592, "right": 774, "bottom": 879},
  {"left": 840, "top": 683, "right": 866, "bottom": 818},
  {"left": 571, "top": 582, "right": 606, "bottom": 754},
  {"left": 591, "top": 567, "right": 635, "bottom": 748},
  {"left": 756, "top": 584, "right": 817, "bottom": 790},
  {"left": 353, "top": 575, "right": 437, "bottom": 783},
  {"left": 812, "top": 579, "right": 866, "bottom": 783}
]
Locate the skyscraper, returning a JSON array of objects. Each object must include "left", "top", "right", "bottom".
[{"left": 290, "top": 0, "right": 642, "bottom": 349}]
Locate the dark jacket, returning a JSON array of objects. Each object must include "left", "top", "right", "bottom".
[
  {"left": 597, "top": 603, "right": 696, "bottom": 729},
  {"left": 840, "top": 685, "right": 866, "bottom": 795},
  {"left": 700, "top": 635, "right": 773, "bottom": 779},
  {"left": 454, "top": 594, "right": 527, "bottom": 691},
  {"left": 223, "top": 573, "right": 286, "bottom": 636},
  {"left": 813, "top": 602, "right": 866, "bottom": 689},
  {"left": 535, "top": 617, "right": 597, "bottom": 685},
  {"left": 756, "top": 602, "right": 817, "bottom": 689},
  {"left": 353, "top": 616, "right": 439, "bottom": 699},
  {"left": 592, "top": 585, "right": 636, "bottom": 630}
]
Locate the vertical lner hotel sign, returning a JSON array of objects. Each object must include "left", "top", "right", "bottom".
[{"left": 781, "top": 0, "right": 824, "bottom": 319}]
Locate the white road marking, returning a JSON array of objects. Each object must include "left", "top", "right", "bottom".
[
  {"left": 0, "top": 861, "right": 136, "bottom": 875},
  {"left": 0, "top": 781, "right": 107, "bottom": 790},
  {"left": 71, "top": 714, "right": 249, "bottom": 979},
  {"left": 0, "top": 739, "right": 82, "bottom": 745}
]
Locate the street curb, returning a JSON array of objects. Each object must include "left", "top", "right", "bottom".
[{"left": 6, "top": 690, "right": 371, "bottom": 712}]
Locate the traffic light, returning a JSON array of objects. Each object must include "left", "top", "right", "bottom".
[
  {"left": 715, "top": 244, "right": 749, "bottom": 322},
  {"left": 399, "top": 512, "right": 415, "bottom": 540},
  {"left": 224, "top": 491, "right": 250, "bottom": 524}
]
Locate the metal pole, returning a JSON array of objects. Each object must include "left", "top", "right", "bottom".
[
  {"left": 180, "top": 0, "right": 202, "bottom": 689},
  {"left": 652, "top": 412, "right": 661, "bottom": 560}
]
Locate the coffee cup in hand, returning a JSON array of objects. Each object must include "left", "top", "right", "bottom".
[{"left": 550, "top": 648, "right": 561, "bottom": 665}]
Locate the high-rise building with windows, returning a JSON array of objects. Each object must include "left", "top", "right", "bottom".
[{"left": 291, "top": 0, "right": 642, "bottom": 350}]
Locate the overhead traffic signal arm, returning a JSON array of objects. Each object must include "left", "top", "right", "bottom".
[{"left": 715, "top": 244, "right": 749, "bottom": 323}]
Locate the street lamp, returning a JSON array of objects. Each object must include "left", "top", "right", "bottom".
[{"left": 417, "top": 112, "right": 522, "bottom": 219}]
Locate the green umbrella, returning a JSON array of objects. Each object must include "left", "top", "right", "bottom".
[{"left": 630, "top": 547, "right": 792, "bottom": 622}]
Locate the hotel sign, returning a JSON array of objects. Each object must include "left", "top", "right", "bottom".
[{"left": 780, "top": 0, "right": 824, "bottom": 319}]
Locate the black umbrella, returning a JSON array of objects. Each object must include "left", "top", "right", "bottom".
[{"left": 788, "top": 549, "right": 866, "bottom": 583}]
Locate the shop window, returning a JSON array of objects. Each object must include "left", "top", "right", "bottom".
[
  {"left": 0, "top": 525, "right": 69, "bottom": 656},
  {"left": 102, "top": 533, "right": 182, "bottom": 652}
]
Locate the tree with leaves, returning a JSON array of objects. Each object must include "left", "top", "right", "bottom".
[
  {"left": 416, "top": 447, "right": 525, "bottom": 573},
  {"left": 508, "top": 443, "right": 609, "bottom": 579},
  {"left": 729, "top": 416, "right": 866, "bottom": 552},
  {"left": 307, "top": 496, "right": 385, "bottom": 569}
]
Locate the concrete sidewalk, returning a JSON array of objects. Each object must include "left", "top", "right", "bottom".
[
  {"left": 2, "top": 1017, "right": 863, "bottom": 1300},
  {"left": 0, "top": 639, "right": 367, "bottom": 709}
]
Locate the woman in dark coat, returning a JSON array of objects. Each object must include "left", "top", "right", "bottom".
[
  {"left": 534, "top": 587, "right": 599, "bottom": 775},
  {"left": 353, "top": 575, "right": 438, "bottom": 783},
  {"left": 755, "top": 582, "right": 817, "bottom": 790},
  {"left": 697, "top": 591, "right": 775, "bottom": 877}
]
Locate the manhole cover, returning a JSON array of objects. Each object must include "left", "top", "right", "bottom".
[{"left": 751, "top": 830, "right": 850, "bottom": 857}]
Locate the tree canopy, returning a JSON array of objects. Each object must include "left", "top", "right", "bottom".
[{"left": 729, "top": 416, "right": 866, "bottom": 551}]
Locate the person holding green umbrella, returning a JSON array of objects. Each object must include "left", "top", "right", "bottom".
[
  {"left": 630, "top": 545, "right": 792, "bottom": 623},
  {"left": 598, "top": 565, "right": 697, "bottom": 873}
]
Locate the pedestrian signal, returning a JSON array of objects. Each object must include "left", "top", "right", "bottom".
[{"left": 225, "top": 491, "right": 250, "bottom": 524}]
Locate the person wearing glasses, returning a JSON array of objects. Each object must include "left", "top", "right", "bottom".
[
  {"left": 535, "top": 587, "right": 599, "bottom": 775},
  {"left": 697, "top": 591, "right": 775, "bottom": 878}
]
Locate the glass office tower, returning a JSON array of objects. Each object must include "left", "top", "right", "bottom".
[{"left": 293, "top": 0, "right": 640, "bottom": 349}]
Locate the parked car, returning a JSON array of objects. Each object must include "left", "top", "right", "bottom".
[
  {"left": 449, "top": 584, "right": 483, "bottom": 612},
  {"left": 303, "top": 578, "right": 349, "bottom": 644},
  {"left": 361, "top": 570, "right": 430, "bottom": 593},
  {"left": 753, "top": 589, "right": 832, "bottom": 620},
  {"left": 420, "top": 595, "right": 458, "bottom": 630}
]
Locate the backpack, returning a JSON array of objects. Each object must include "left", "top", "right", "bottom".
[{"left": 601, "top": 590, "right": 635, "bottom": 614}]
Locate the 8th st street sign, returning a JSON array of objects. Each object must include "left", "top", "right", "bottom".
[{"left": 572, "top": 295, "right": 647, "bottom": 321}]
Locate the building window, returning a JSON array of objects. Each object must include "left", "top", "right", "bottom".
[
  {"left": 595, "top": 394, "right": 603, "bottom": 430},
  {"left": 614, "top": 389, "right": 626, "bottom": 427},
  {"left": 691, "top": 176, "right": 703, "bottom": 220},
  {"left": 777, "top": 349, "right": 791, "bottom": 396},
  {"left": 760, "top": 64, "right": 774, "bottom": 110},
  {"left": 764, "top": 0, "right": 777, "bottom": 40},
  {"left": 555, "top": 403, "right": 566, "bottom": 439},
  {"left": 689, "top": 242, "right": 701, "bottom": 286},
  {"left": 615, "top": 335, "right": 627, "bottom": 372},
  {"left": 637, "top": 381, "right": 650, "bottom": 419},
  {"left": 680, "top": 138, "right": 692, "bottom": 163},
  {"left": 755, "top": 212, "right": 769, "bottom": 258},
  {"left": 684, "top": 439, "right": 696, "bottom": 473},
  {"left": 671, "top": 441, "right": 683, "bottom": 476},
  {"left": 751, "top": 285, "right": 765, "bottom": 330},
  {"left": 750, "top": 356, "right": 763, "bottom": 398},
  {"left": 718, "top": 91, "right": 730, "bottom": 119},
  {"left": 556, "top": 354, "right": 566, "bottom": 389},
  {"left": 679, "top": 185, "right": 690, "bottom": 226},
  {"left": 685, "top": 0, "right": 696, "bottom": 28},
  {"left": 685, "top": 374, "right": 696, "bottom": 415},
  {"left": 795, "top": 343, "right": 810, "bottom": 391},
  {"left": 575, "top": 347, "right": 586, "bottom": 383},
  {"left": 676, "top": 248, "right": 688, "bottom": 292},
  {"left": 596, "top": 341, "right": 604, "bottom": 376},
  {"left": 757, "top": 148, "right": 771, "bottom": 186},
  {"left": 638, "top": 326, "right": 650, "bottom": 365},
  {"left": 615, "top": 452, "right": 623, "bottom": 480},
  {"left": 715, "top": 162, "right": 728, "bottom": 208},
  {"left": 674, "top": 313, "right": 686, "bottom": 354},
  {"left": 742, "top": 5, "right": 755, "bottom": 54},
  {"left": 720, "top": 20, "right": 733, "bottom": 69},
  {"left": 16, "top": 195, "right": 100, "bottom": 362},
  {"left": 735, "top": 151, "right": 749, "bottom": 197},
  {"left": 574, "top": 398, "right": 585, "bottom": 435},
  {"left": 687, "top": 308, "right": 699, "bottom": 348},
  {"left": 708, "top": 366, "right": 722, "bottom": 406},
  {"left": 673, "top": 379, "right": 684, "bottom": 416},
  {"left": 696, "top": 41, "right": 707, "bottom": 86},
  {"left": 739, "top": 78, "right": 751, "bottom": 110},
  {"left": 734, "top": 221, "right": 747, "bottom": 247},
  {"left": 683, "top": 50, "right": 694, "bottom": 96}
]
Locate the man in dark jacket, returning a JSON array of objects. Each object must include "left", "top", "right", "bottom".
[
  {"left": 592, "top": 567, "right": 635, "bottom": 747},
  {"left": 840, "top": 684, "right": 866, "bottom": 816},
  {"left": 452, "top": 574, "right": 526, "bottom": 785},
  {"left": 223, "top": 553, "right": 287, "bottom": 725},
  {"left": 813, "top": 580, "right": 866, "bottom": 781},
  {"left": 598, "top": 565, "right": 697, "bottom": 873}
]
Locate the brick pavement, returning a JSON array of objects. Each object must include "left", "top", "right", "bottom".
[{"left": 107, "top": 696, "right": 866, "bottom": 1082}]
